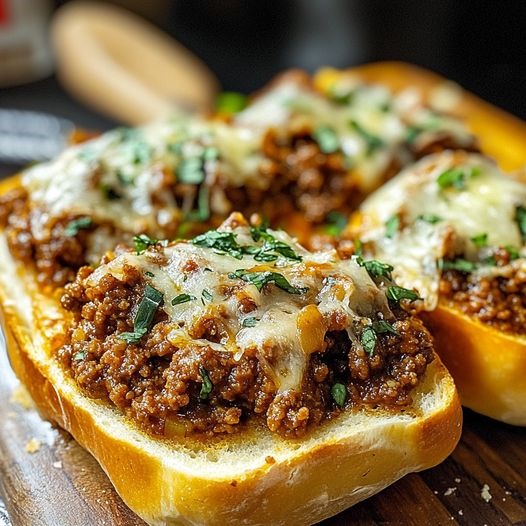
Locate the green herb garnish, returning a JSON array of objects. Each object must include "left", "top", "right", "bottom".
[
  {"left": 385, "top": 215, "right": 400, "bottom": 239},
  {"left": 64, "top": 217, "right": 93, "bottom": 237},
  {"left": 371, "top": 320, "right": 399, "bottom": 336},
  {"left": 116, "top": 170, "right": 134, "bottom": 186},
  {"left": 349, "top": 120, "right": 384, "bottom": 155},
  {"left": 72, "top": 351, "right": 87, "bottom": 362},
  {"left": 471, "top": 233, "right": 488, "bottom": 248},
  {"left": 437, "top": 166, "right": 481, "bottom": 191},
  {"left": 324, "top": 211, "right": 347, "bottom": 236},
  {"left": 133, "top": 234, "right": 158, "bottom": 255},
  {"left": 504, "top": 245, "right": 520, "bottom": 260},
  {"left": 441, "top": 259, "right": 478, "bottom": 273},
  {"left": 248, "top": 226, "right": 302, "bottom": 262},
  {"left": 417, "top": 214, "right": 442, "bottom": 224},
  {"left": 132, "top": 142, "right": 151, "bottom": 164},
  {"left": 198, "top": 366, "right": 213, "bottom": 400},
  {"left": 171, "top": 294, "right": 196, "bottom": 306},
  {"left": 216, "top": 92, "right": 248, "bottom": 114},
  {"left": 201, "top": 289, "right": 213, "bottom": 304},
  {"left": 386, "top": 286, "right": 421, "bottom": 303},
  {"left": 177, "top": 157, "right": 205, "bottom": 184},
  {"left": 193, "top": 230, "right": 244, "bottom": 259},
  {"left": 515, "top": 205, "right": 526, "bottom": 240},
  {"left": 361, "top": 326, "right": 377, "bottom": 356},
  {"left": 119, "top": 285, "right": 163, "bottom": 344},
  {"left": 186, "top": 186, "right": 210, "bottom": 222},
  {"left": 229, "top": 269, "right": 308, "bottom": 295},
  {"left": 313, "top": 126, "right": 339, "bottom": 154},
  {"left": 331, "top": 383, "right": 347, "bottom": 407},
  {"left": 242, "top": 317, "right": 257, "bottom": 328},
  {"left": 356, "top": 257, "right": 394, "bottom": 279},
  {"left": 145, "top": 271, "right": 155, "bottom": 278}
]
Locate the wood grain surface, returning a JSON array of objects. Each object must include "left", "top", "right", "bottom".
[{"left": 0, "top": 336, "right": 525, "bottom": 526}]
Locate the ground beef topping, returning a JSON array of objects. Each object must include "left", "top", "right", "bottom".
[
  {"left": 57, "top": 215, "right": 434, "bottom": 438},
  {"left": 441, "top": 262, "right": 526, "bottom": 334}
]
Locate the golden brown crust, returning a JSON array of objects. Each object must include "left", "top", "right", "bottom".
[{"left": 422, "top": 302, "right": 526, "bottom": 425}]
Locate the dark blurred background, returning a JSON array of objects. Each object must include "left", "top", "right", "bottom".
[{"left": 1, "top": 0, "right": 525, "bottom": 165}]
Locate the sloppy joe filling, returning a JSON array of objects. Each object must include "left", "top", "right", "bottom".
[
  {"left": 2, "top": 72, "right": 476, "bottom": 286},
  {"left": 58, "top": 214, "right": 433, "bottom": 438}
]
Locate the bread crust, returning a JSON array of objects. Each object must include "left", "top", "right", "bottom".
[{"left": 422, "top": 303, "right": 526, "bottom": 425}]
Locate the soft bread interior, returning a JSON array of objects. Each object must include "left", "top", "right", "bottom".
[{"left": 0, "top": 228, "right": 462, "bottom": 525}]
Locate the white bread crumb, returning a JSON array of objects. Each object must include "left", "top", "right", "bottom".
[
  {"left": 481, "top": 484, "right": 492, "bottom": 503},
  {"left": 53, "top": 461, "right": 62, "bottom": 469},
  {"left": 444, "top": 487, "right": 457, "bottom": 496}
]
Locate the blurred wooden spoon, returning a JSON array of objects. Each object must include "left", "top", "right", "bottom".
[{"left": 51, "top": 1, "right": 220, "bottom": 125}]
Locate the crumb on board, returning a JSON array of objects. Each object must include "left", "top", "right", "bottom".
[
  {"left": 458, "top": 510, "right": 463, "bottom": 516},
  {"left": 10, "top": 384, "right": 35, "bottom": 410},
  {"left": 454, "top": 478, "right": 461, "bottom": 483},
  {"left": 481, "top": 484, "right": 492, "bottom": 503},
  {"left": 444, "top": 487, "right": 457, "bottom": 496},
  {"left": 25, "top": 438, "right": 41, "bottom": 453},
  {"left": 53, "top": 461, "right": 62, "bottom": 469}
]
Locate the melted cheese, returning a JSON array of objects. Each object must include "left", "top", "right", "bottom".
[
  {"left": 86, "top": 221, "right": 391, "bottom": 392},
  {"left": 22, "top": 74, "right": 474, "bottom": 240},
  {"left": 357, "top": 152, "right": 526, "bottom": 309}
]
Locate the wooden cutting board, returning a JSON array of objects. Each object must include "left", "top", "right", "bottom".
[{"left": 1, "top": 339, "right": 525, "bottom": 526}]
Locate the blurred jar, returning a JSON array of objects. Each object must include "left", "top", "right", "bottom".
[{"left": 0, "top": 0, "right": 53, "bottom": 86}]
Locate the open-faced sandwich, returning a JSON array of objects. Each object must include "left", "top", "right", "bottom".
[
  {"left": 349, "top": 150, "right": 526, "bottom": 425},
  {"left": 0, "top": 209, "right": 461, "bottom": 525}
]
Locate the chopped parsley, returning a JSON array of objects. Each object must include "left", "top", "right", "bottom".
[
  {"left": 215, "top": 91, "right": 248, "bottom": 114},
  {"left": 132, "top": 141, "right": 151, "bottom": 164},
  {"left": 417, "top": 214, "right": 442, "bottom": 224},
  {"left": 193, "top": 227, "right": 301, "bottom": 263},
  {"left": 116, "top": 170, "right": 134, "bottom": 186},
  {"left": 177, "top": 157, "right": 205, "bottom": 184},
  {"left": 242, "top": 317, "right": 258, "bottom": 328},
  {"left": 331, "top": 383, "right": 347, "bottom": 407},
  {"left": 385, "top": 215, "right": 400, "bottom": 239},
  {"left": 471, "top": 233, "right": 488, "bottom": 248},
  {"left": 64, "top": 216, "right": 93, "bottom": 237},
  {"left": 405, "top": 125, "right": 423, "bottom": 144},
  {"left": 361, "top": 326, "right": 377, "bottom": 356},
  {"left": 72, "top": 350, "right": 87, "bottom": 362},
  {"left": 201, "top": 289, "right": 213, "bottom": 304},
  {"left": 504, "top": 245, "right": 520, "bottom": 260},
  {"left": 515, "top": 205, "right": 526, "bottom": 240},
  {"left": 171, "top": 294, "right": 196, "bottom": 306},
  {"left": 324, "top": 211, "right": 347, "bottom": 236},
  {"left": 228, "top": 269, "right": 308, "bottom": 295},
  {"left": 371, "top": 320, "right": 399, "bottom": 336},
  {"left": 356, "top": 257, "right": 394, "bottom": 279},
  {"left": 198, "top": 366, "right": 214, "bottom": 400},
  {"left": 349, "top": 120, "right": 384, "bottom": 155},
  {"left": 193, "top": 230, "right": 244, "bottom": 259},
  {"left": 386, "top": 286, "right": 421, "bottom": 303},
  {"left": 145, "top": 271, "right": 155, "bottom": 278},
  {"left": 133, "top": 234, "right": 159, "bottom": 255},
  {"left": 313, "top": 126, "right": 340, "bottom": 154},
  {"left": 441, "top": 258, "right": 478, "bottom": 273},
  {"left": 248, "top": 226, "right": 302, "bottom": 262},
  {"left": 186, "top": 185, "right": 210, "bottom": 222},
  {"left": 119, "top": 285, "right": 164, "bottom": 344},
  {"left": 437, "top": 166, "right": 481, "bottom": 191}
]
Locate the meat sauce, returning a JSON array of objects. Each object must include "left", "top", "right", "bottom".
[{"left": 57, "top": 244, "right": 434, "bottom": 438}]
